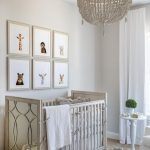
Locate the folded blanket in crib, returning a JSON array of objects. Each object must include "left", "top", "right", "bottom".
[{"left": 44, "top": 105, "right": 71, "bottom": 150}]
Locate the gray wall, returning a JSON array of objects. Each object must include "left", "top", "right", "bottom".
[
  {"left": 0, "top": 0, "right": 99, "bottom": 148},
  {"left": 99, "top": 23, "right": 120, "bottom": 135}
]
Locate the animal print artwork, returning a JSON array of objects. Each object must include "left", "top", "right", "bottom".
[
  {"left": 16, "top": 34, "right": 24, "bottom": 51},
  {"left": 59, "top": 46, "right": 64, "bottom": 56},
  {"left": 39, "top": 73, "right": 47, "bottom": 85},
  {"left": 40, "top": 42, "right": 47, "bottom": 54},
  {"left": 16, "top": 73, "right": 24, "bottom": 85},
  {"left": 59, "top": 74, "right": 64, "bottom": 84}
]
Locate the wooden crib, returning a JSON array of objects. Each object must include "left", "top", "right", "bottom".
[{"left": 5, "top": 90, "right": 107, "bottom": 150}]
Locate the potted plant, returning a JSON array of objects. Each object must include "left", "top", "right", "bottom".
[{"left": 126, "top": 99, "right": 137, "bottom": 115}]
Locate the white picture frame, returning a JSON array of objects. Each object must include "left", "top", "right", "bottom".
[
  {"left": 53, "top": 31, "right": 69, "bottom": 59},
  {"left": 8, "top": 20, "right": 30, "bottom": 56},
  {"left": 53, "top": 61, "right": 69, "bottom": 88},
  {"left": 33, "top": 26, "right": 51, "bottom": 58},
  {"left": 8, "top": 57, "right": 31, "bottom": 91},
  {"left": 33, "top": 59, "right": 51, "bottom": 89}
]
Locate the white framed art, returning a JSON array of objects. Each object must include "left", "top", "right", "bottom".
[
  {"left": 8, "top": 57, "right": 31, "bottom": 91},
  {"left": 8, "top": 20, "right": 30, "bottom": 56},
  {"left": 33, "top": 59, "right": 51, "bottom": 89},
  {"left": 53, "top": 61, "right": 69, "bottom": 88},
  {"left": 33, "top": 26, "right": 51, "bottom": 58},
  {"left": 53, "top": 31, "right": 69, "bottom": 59}
]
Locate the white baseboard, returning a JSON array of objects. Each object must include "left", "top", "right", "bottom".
[{"left": 107, "top": 131, "right": 119, "bottom": 140}]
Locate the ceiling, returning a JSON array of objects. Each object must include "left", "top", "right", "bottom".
[
  {"left": 64, "top": 0, "right": 150, "bottom": 6},
  {"left": 133, "top": 0, "right": 150, "bottom": 5}
]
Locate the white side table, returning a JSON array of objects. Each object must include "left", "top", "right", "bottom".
[{"left": 121, "top": 115, "right": 146, "bottom": 150}]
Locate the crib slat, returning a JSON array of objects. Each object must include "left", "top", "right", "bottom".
[
  {"left": 93, "top": 104, "right": 95, "bottom": 150},
  {"left": 94, "top": 104, "right": 96, "bottom": 149},
  {"left": 102, "top": 104, "right": 105, "bottom": 146},
  {"left": 88, "top": 105, "right": 90, "bottom": 150},
  {"left": 77, "top": 107, "right": 80, "bottom": 150},
  {"left": 73, "top": 108, "right": 75, "bottom": 150},
  {"left": 100, "top": 104, "right": 102, "bottom": 147},
  {"left": 81, "top": 106, "right": 83, "bottom": 150},
  {"left": 97, "top": 104, "right": 100, "bottom": 149},
  {"left": 84, "top": 106, "right": 86, "bottom": 150},
  {"left": 91, "top": 105, "right": 93, "bottom": 150},
  {"left": 99, "top": 104, "right": 101, "bottom": 147}
]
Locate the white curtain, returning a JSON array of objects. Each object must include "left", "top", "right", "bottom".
[
  {"left": 145, "top": 32, "right": 150, "bottom": 121},
  {"left": 119, "top": 8, "right": 146, "bottom": 144}
]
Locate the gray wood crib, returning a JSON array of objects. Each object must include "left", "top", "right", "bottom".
[{"left": 5, "top": 90, "right": 107, "bottom": 150}]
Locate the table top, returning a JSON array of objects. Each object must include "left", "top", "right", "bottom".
[{"left": 121, "top": 115, "right": 146, "bottom": 121}]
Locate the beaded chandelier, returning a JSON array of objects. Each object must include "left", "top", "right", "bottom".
[{"left": 77, "top": 0, "right": 132, "bottom": 25}]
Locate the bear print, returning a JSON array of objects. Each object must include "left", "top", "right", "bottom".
[{"left": 16, "top": 73, "right": 24, "bottom": 85}]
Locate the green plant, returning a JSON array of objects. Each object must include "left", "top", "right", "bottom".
[{"left": 126, "top": 99, "right": 137, "bottom": 108}]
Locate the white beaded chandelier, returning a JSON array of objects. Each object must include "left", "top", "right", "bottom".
[{"left": 77, "top": 0, "right": 132, "bottom": 25}]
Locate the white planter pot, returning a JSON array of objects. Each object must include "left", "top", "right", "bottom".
[{"left": 127, "top": 108, "right": 134, "bottom": 115}]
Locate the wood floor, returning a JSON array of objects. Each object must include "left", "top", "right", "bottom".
[{"left": 107, "top": 139, "right": 149, "bottom": 150}]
